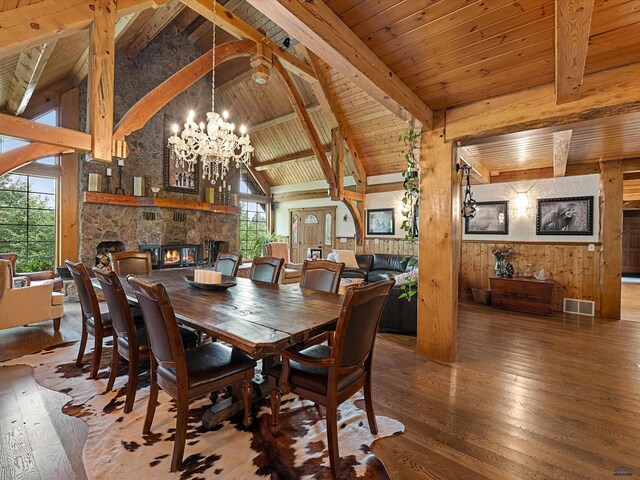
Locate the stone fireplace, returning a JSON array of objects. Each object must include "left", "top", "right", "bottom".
[
  {"left": 95, "top": 240, "right": 125, "bottom": 270},
  {"left": 139, "top": 244, "right": 201, "bottom": 269}
]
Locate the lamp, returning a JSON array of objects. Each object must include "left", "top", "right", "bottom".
[{"left": 458, "top": 164, "right": 476, "bottom": 219}]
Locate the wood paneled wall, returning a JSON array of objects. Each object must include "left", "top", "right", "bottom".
[
  {"left": 280, "top": 236, "right": 418, "bottom": 256},
  {"left": 460, "top": 241, "right": 602, "bottom": 312}
]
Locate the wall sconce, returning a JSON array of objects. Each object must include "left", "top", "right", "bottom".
[{"left": 515, "top": 192, "right": 529, "bottom": 216}]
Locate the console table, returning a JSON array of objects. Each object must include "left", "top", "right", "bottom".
[{"left": 489, "top": 276, "right": 554, "bottom": 315}]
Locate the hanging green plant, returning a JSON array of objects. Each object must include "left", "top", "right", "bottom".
[{"left": 398, "top": 128, "right": 420, "bottom": 302}]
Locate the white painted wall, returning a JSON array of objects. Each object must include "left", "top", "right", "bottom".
[
  {"left": 463, "top": 174, "right": 600, "bottom": 242},
  {"left": 272, "top": 175, "right": 406, "bottom": 240}
]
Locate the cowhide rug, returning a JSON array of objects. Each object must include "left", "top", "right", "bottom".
[{"left": 1, "top": 340, "right": 404, "bottom": 479}]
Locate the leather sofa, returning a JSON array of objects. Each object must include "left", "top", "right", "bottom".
[{"left": 343, "top": 254, "right": 418, "bottom": 335}]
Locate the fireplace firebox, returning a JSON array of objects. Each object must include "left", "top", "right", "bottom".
[{"left": 139, "top": 244, "right": 201, "bottom": 269}]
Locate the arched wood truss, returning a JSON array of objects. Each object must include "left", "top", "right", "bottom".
[{"left": 0, "top": 143, "right": 73, "bottom": 176}]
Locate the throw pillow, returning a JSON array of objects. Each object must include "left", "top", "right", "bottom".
[
  {"left": 332, "top": 249, "right": 358, "bottom": 268},
  {"left": 394, "top": 268, "right": 418, "bottom": 286}
]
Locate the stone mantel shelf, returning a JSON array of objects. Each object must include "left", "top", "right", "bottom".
[{"left": 82, "top": 192, "right": 240, "bottom": 215}]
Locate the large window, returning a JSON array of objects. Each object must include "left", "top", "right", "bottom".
[
  {"left": 239, "top": 168, "right": 263, "bottom": 195},
  {"left": 239, "top": 201, "right": 268, "bottom": 260},
  {"left": 0, "top": 109, "right": 58, "bottom": 272},
  {"left": 0, "top": 175, "right": 56, "bottom": 271}
]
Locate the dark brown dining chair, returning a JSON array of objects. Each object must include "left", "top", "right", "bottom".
[
  {"left": 214, "top": 252, "right": 242, "bottom": 277},
  {"left": 92, "top": 267, "right": 199, "bottom": 413},
  {"left": 127, "top": 276, "right": 257, "bottom": 472},
  {"left": 65, "top": 259, "right": 113, "bottom": 379},
  {"left": 268, "top": 280, "right": 394, "bottom": 478},
  {"left": 109, "top": 251, "right": 152, "bottom": 276},
  {"left": 299, "top": 260, "right": 345, "bottom": 294},
  {"left": 250, "top": 256, "right": 284, "bottom": 284}
]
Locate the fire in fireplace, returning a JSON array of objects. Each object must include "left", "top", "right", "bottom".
[{"left": 139, "top": 244, "right": 201, "bottom": 269}]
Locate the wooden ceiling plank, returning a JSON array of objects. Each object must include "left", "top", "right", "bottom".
[
  {"left": 446, "top": 62, "right": 640, "bottom": 142},
  {"left": 246, "top": 0, "right": 432, "bottom": 129},
  {"left": 272, "top": 57, "right": 335, "bottom": 188},
  {"left": 250, "top": 103, "right": 321, "bottom": 132},
  {"left": 553, "top": 129, "right": 573, "bottom": 176},
  {"left": 6, "top": 39, "right": 57, "bottom": 116},
  {"left": 555, "top": 0, "right": 594, "bottom": 104},
  {"left": 125, "top": 0, "right": 184, "bottom": 57},
  {"left": 253, "top": 146, "right": 331, "bottom": 171},
  {"left": 0, "top": 0, "right": 164, "bottom": 58},
  {"left": 179, "top": 0, "right": 316, "bottom": 82}
]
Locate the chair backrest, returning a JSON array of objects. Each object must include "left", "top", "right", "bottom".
[
  {"left": 250, "top": 256, "right": 284, "bottom": 284},
  {"left": 214, "top": 252, "right": 242, "bottom": 277},
  {"left": 0, "top": 253, "right": 17, "bottom": 276},
  {"left": 65, "top": 259, "right": 102, "bottom": 324},
  {"left": 300, "top": 260, "right": 344, "bottom": 293},
  {"left": 93, "top": 267, "right": 137, "bottom": 343},
  {"left": 332, "top": 280, "right": 394, "bottom": 371},
  {"left": 127, "top": 276, "right": 187, "bottom": 380},
  {"left": 263, "top": 242, "right": 290, "bottom": 264},
  {"left": 109, "top": 251, "right": 152, "bottom": 276},
  {"left": 0, "top": 259, "right": 12, "bottom": 296}
]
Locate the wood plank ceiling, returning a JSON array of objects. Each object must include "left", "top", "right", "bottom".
[{"left": 1, "top": 0, "right": 640, "bottom": 186}]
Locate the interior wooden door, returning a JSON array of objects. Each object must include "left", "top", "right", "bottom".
[{"left": 623, "top": 215, "right": 640, "bottom": 273}]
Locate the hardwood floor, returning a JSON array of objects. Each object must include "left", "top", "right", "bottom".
[
  {"left": 621, "top": 278, "right": 640, "bottom": 322},
  {"left": 2, "top": 302, "right": 640, "bottom": 479}
]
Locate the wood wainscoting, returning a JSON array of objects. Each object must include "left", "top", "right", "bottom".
[{"left": 460, "top": 241, "right": 602, "bottom": 312}]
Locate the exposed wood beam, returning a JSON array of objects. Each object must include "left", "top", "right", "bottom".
[
  {"left": 458, "top": 146, "right": 490, "bottom": 184},
  {"left": 553, "top": 130, "right": 573, "bottom": 177},
  {"left": 600, "top": 160, "right": 622, "bottom": 319},
  {"left": 0, "top": 0, "right": 164, "bottom": 58},
  {"left": 490, "top": 162, "right": 601, "bottom": 183},
  {"left": 342, "top": 197, "right": 364, "bottom": 245},
  {"left": 114, "top": 40, "right": 255, "bottom": 140},
  {"left": 6, "top": 40, "right": 57, "bottom": 116},
  {"left": 0, "top": 112, "right": 91, "bottom": 150},
  {"left": 172, "top": 7, "right": 199, "bottom": 34},
  {"left": 87, "top": 0, "right": 116, "bottom": 162},
  {"left": 125, "top": 0, "right": 184, "bottom": 58},
  {"left": 330, "top": 127, "right": 344, "bottom": 198},
  {"left": 624, "top": 173, "right": 640, "bottom": 181},
  {"left": 0, "top": 143, "right": 73, "bottom": 177},
  {"left": 555, "top": 0, "right": 594, "bottom": 104},
  {"left": 250, "top": 102, "right": 321, "bottom": 132},
  {"left": 20, "top": 79, "right": 68, "bottom": 119},
  {"left": 272, "top": 188, "right": 327, "bottom": 203},
  {"left": 446, "top": 63, "right": 640, "bottom": 142},
  {"left": 304, "top": 49, "right": 366, "bottom": 191},
  {"left": 247, "top": 0, "right": 432, "bottom": 129},
  {"left": 69, "top": 11, "right": 140, "bottom": 87},
  {"left": 272, "top": 57, "right": 335, "bottom": 189},
  {"left": 179, "top": 0, "right": 316, "bottom": 83},
  {"left": 246, "top": 166, "right": 270, "bottom": 196},
  {"left": 252, "top": 146, "right": 331, "bottom": 172},
  {"left": 366, "top": 182, "right": 404, "bottom": 194},
  {"left": 341, "top": 189, "right": 365, "bottom": 203}
]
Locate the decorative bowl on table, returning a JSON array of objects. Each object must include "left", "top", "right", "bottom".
[{"left": 183, "top": 275, "right": 236, "bottom": 291}]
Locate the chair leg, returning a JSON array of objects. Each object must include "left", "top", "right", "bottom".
[
  {"left": 326, "top": 405, "right": 341, "bottom": 478},
  {"left": 171, "top": 396, "right": 189, "bottom": 472},
  {"left": 52, "top": 318, "right": 61, "bottom": 332},
  {"left": 89, "top": 334, "right": 103, "bottom": 379},
  {"left": 270, "top": 386, "right": 281, "bottom": 434},
  {"left": 143, "top": 358, "right": 158, "bottom": 434},
  {"left": 242, "top": 373, "right": 253, "bottom": 427},
  {"left": 106, "top": 342, "right": 119, "bottom": 392},
  {"left": 75, "top": 322, "right": 88, "bottom": 367},
  {"left": 364, "top": 373, "right": 378, "bottom": 435},
  {"left": 124, "top": 357, "right": 139, "bottom": 414}
]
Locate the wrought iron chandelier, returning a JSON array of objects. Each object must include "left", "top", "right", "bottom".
[{"left": 168, "top": 0, "right": 253, "bottom": 183}]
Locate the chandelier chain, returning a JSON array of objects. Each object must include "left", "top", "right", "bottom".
[{"left": 211, "top": 0, "right": 216, "bottom": 113}]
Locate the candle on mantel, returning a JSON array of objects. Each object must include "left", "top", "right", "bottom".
[
  {"left": 106, "top": 168, "right": 112, "bottom": 177},
  {"left": 117, "top": 159, "right": 124, "bottom": 167}
]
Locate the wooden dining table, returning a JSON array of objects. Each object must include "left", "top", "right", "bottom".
[{"left": 92, "top": 267, "right": 345, "bottom": 427}]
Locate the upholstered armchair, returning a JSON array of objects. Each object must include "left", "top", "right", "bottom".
[
  {"left": 262, "top": 242, "right": 302, "bottom": 284},
  {"left": 0, "top": 259, "right": 64, "bottom": 331},
  {"left": 0, "top": 253, "right": 63, "bottom": 292}
]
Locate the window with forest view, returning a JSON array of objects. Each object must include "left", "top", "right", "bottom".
[
  {"left": 0, "top": 175, "right": 56, "bottom": 272},
  {"left": 239, "top": 201, "right": 268, "bottom": 260}
]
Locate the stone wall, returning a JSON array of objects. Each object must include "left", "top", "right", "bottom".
[{"left": 78, "top": 27, "right": 239, "bottom": 266}]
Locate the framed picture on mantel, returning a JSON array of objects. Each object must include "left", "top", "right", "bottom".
[{"left": 163, "top": 115, "right": 199, "bottom": 194}]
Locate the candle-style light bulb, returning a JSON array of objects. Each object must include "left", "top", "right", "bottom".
[
  {"left": 222, "top": 110, "right": 229, "bottom": 120},
  {"left": 199, "top": 122, "right": 205, "bottom": 130},
  {"left": 217, "top": 117, "right": 223, "bottom": 126},
  {"left": 172, "top": 124, "right": 179, "bottom": 135},
  {"left": 188, "top": 110, "right": 195, "bottom": 122},
  {"left": 240, "top": 125, "right": 247, "bottom": 135},
  {"left": 230, "top": 123, "right": 235, "bottom": 131}
]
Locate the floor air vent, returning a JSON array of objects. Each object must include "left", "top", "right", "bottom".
[{"left": 563, "top": 298, "right": 595, "bottom": 316}]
